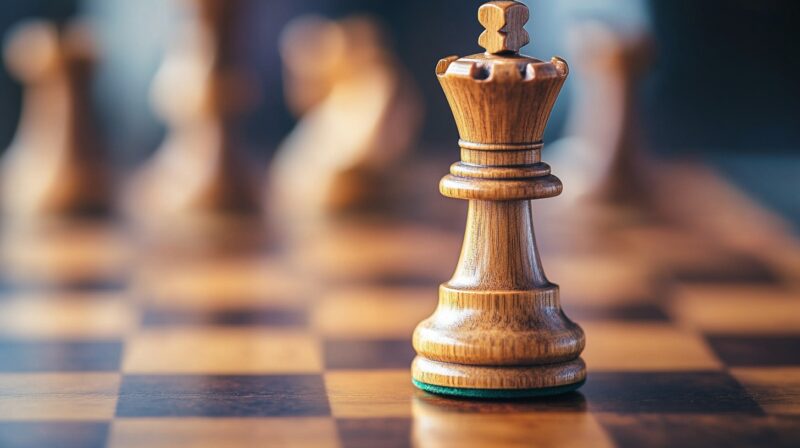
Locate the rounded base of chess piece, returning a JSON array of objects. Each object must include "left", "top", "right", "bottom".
[
  {"left": 412, "top": 285, "right": 586, "bottom": 397},
  {"left": 411, "top": 356, "right": 586, "bottom": 399},
  {"left": 412, "top": 377, "right": 585, "bottom": 399}
]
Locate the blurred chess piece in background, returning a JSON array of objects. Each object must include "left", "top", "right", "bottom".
[
  {"left": 270, "top": 15, "right": 423, "bottom": 227},
  {"left": 0, "top": 19, "right": 112, "bottom": 226},
  {"left": 124, "top": 0, "right": 263, "bottom": 246},
  {"left": 546, "top": 20, "right": 654, "bottom": 226},
  {"left": 0, "top": 19, "right": 127, "bottom": 285},
  {"left": 541, "top": 20, "right": 800, "bottom": 281}
]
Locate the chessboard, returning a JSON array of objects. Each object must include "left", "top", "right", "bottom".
[{"left": 0, "top": 159, "right": 797, "bottom": 448}]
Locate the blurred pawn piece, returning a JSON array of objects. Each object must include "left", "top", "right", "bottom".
[
  {"left": 124, "top": 0, "right": 263, "bottom": 249},
  {"left": 0, "top": 19, "right": 126, "bottom": 286},
  {"left": 0, "top": 19, "right": 112, "bottom": 226},
  {"left": 270, "top": 15, "right": 422, "bottom": 228},
  {"left": 546, "top": 21, "right": 654, "bottom": 227}
]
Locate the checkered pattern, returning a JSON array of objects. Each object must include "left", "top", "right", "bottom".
[{"left": 0, "top": 193, "right": 799, "bottom": 447}]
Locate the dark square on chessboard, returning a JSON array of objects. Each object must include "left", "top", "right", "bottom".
[{"left": 115, "top": 375, "right": 330, "bottom": 418}]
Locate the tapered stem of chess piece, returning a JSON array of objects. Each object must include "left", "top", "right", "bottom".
[
  {"left": 412, "top": 1, "right": 585, "bottom": 398},
  {"left": 0, "top": 20, "right": 111, "bottom": 222}
]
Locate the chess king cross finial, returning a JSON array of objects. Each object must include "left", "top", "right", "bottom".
[{"left": 478, "top": 1, "right": 530, "bottom": 54}]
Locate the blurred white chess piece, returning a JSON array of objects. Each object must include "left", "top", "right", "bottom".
[
  {"left": 123, "top": 0, "right": 263, "bottom": 240},
  {"left": 0, "top": 20, "right": 111, "bottom": 223},
  {"left": 547, "top": 20, "right": 653, "bottom": 212}
]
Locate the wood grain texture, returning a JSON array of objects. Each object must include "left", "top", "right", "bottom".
[
  {"left": 412, "top": 1, "right": 584, "bottom": 392},
  {"left": 731, "top": 368, "right": 800, "bottom": 415},
  {"left": 412, "top": 399, "right": 615, "bottom": 448},
  {"left": 0, "top": 373, "right": 120, "bottom": 420},
  {"left": 110, "top": 418, "right": 338, "bottom": 448}
]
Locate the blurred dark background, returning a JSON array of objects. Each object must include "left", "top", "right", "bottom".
[{"left": 0, "top": 0, "right": 798, "bottom": 229}]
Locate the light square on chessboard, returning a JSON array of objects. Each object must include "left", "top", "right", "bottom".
[
  {"left": 548, "top": 253, "right": 657, "bottom": 306},
  {"left": 293, "top": 223, "right": 459, "bottom": 283},
  {"left": 534, "top": 214, "right": 622, "bottom": 255},
  {"left": 670, "top": 285, "right": 800, "bottom": 333},
  {"left": 324, "top": 370, "right": 413, "bottom": 418},
  {"left": 312, "top": 287, "right": 434, "bottom": 338},
  {"left": 616, "top": 225, "right": 775, "bottom": 281},
  {"left": 123, "top": 328, "right": 322, "bottom": 374},
  {"left": 732, "top": 368, "right": 800, "bottom": 415},
  {"left": 0, "top": 223, "right": 128, "bottom": 287},
  {"left": 0, "top": 373, "right": 119, "bottom": 420},
  {"left": 108, "top": 418, "right": 338, "bottom": 448},
  {"left": 0, "top": 292, "right": 136, "bottom": 339},
  {"left": 581, "top": 322, "right": 722, "bottom": 371},
  {"left": 412, "top": 398, "right": 614, "bottom": 448},
  {"left": 131, "top": 255, "right": 306, "bottom": 309},
  {"left": 596, "top": 413, "right": 796, "bottom": 448}
]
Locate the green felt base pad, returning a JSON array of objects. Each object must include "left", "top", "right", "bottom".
[{"left": 412, "top": 378, "right": 586, "bottom": 399}]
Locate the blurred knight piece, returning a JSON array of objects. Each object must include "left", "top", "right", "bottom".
[
  {"left": 124, "top": 0, "right": 263, "bottom": 240},
  {"left": 0, "top": 19, "right": 112, "bottom": 224},
  {"left": 270, "top": 15, "right": 422, "bottom": 224}
]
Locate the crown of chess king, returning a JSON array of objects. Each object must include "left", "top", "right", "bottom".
[{"left": 436, "top": 0, "right": 568, "bottom": 202}]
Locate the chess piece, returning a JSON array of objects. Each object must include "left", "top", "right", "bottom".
[
  {"left": 547, "top": 20, "right": 654, "bottom": 216},
  {"left": 0, "top": 20, "right": 111, "bottom": 223},
  {"left": 270, "top": 15, "right": 422, "bottom": 222},
  {"left": 411, "top": 1, "right": 585, "bottom": 397},
  {"left": 124, "top": 0, "right": 262, "bottom": 238}
]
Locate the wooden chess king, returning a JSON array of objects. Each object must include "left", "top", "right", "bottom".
[{"left": 411, "top": 1, "right": 586, "bottom": 398}]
